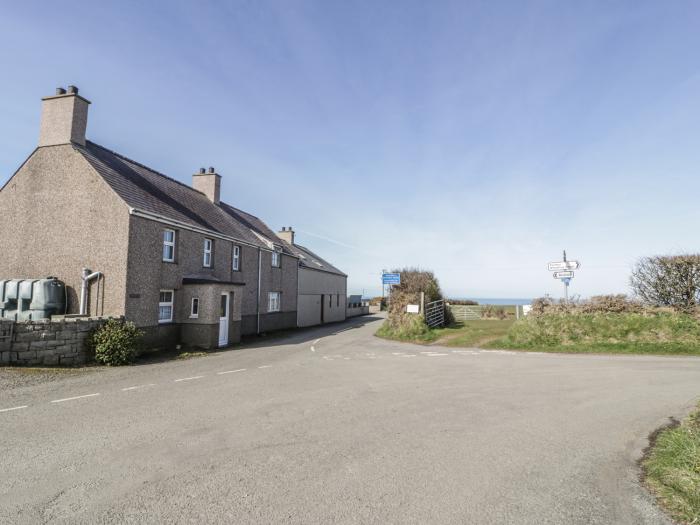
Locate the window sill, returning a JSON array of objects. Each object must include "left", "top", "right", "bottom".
[
  {"left": 189, "top": 315, "right": 199, "bottom": 319},
  {"left": 158, "top": 320, "right": 174, "bottom": 324}
]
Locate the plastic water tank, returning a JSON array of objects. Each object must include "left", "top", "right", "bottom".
[
  {"left": 0, "top": 278, "right": 67, "bottom": 320},
  {"left": 29, "top": 278, "right": 67, "bottom": 319}
]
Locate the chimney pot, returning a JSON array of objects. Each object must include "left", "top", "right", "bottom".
[
  {"left": 199, "top": 167, "right": 206, "bottom": 174},
  {"left": 56, "top": 87, "right": 66, "bottom": 95},
  {"left": 208, "top": 167, "right": 215, "bottom": 174},
  {"left": 67, "top": 85, "right": 78, "bottom": 94}
]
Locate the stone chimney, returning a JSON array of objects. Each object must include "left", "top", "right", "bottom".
[
  {"left": 193, "top": 166, "right": 221, "bottom": 205},
  {"left": 39, "top": 85, "right": 91, "bottom": 147},
  {"left": 278, "top": 226, "right": 295, "bottom": 245}
]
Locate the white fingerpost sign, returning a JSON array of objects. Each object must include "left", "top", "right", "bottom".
[{"left": 548, "top": 250, "right": 580, "bottom": 303}]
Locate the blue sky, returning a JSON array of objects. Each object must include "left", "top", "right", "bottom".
[{"left": 2, "top": 1, "right": 700, "bottom": 299}]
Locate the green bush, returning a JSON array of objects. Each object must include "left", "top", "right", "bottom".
[
  {"left": 89, "top": 319, "right": 143, "bottom": 366},
  {"left": 376, "top": 313, "right": 433, "bottom": 342}
]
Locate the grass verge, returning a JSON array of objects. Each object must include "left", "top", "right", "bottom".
[
  {"left": 489, "top": 312, "right": 700, "bottom": 355},
  {"left": 642, "top": 404, "right": 700, "bottom": 524},
  {"left": 376, "top": 319, "right": 514, "bottom": 346}
]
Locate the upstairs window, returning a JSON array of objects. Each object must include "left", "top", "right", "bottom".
[
  {"left": 232, "top": 245, "right": 241, "bottom": 271},
  {"left": 163, "top": 229, "right": 175, "bottom": 262},
  {"left": 203, "top": 238, "right": 213, "bottom": 267},
  {"left": 268, "top": 292, "right": 281, "bottom": 312},
  {"left": 158, "top": 290, "right": 174, "bottom": 323},
  {"left": 271, "top": 251, "right": 281, "bottom": 268}
]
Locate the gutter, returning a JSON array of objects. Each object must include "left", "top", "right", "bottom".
[{"left": 128, "top": 207, "right": 299, "bottom": 257}]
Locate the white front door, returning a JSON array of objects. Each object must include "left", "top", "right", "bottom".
[{"left": 218, "top": 293, "right": 229, "bottom": 347}]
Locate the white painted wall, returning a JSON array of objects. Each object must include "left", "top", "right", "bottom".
[{"left": 297, "top": 268, "right": 347, "bottom": 327}]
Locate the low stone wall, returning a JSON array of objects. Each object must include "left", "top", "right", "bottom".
[{"left": 0, "top": 317, "right": 110, "bottom": 366}]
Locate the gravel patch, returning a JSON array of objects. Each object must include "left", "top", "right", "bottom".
[{"left": 0, "top": 366, "right": 101, "bottom": 391}]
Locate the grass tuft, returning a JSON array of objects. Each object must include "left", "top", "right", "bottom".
[{"left": 643, "top": 405, "right": 700, "bottom": 524}]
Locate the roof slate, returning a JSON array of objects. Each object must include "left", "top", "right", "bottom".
[
  {"left": 283, "top": 241, "right": 347, "bottom": 277},
  {"left": 77, "top": 141, "right": 274, "bottom": 249}
]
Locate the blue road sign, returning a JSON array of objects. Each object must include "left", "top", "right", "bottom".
[{"left": 382, "top": 273, "right": 401, "bottom": 285}]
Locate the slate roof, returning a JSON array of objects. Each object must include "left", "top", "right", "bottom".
[
  {"left": 77, "top": 141, "right": 292, "bottom": 253},
  {"left": 284, "top": 241, "right": 347, "bottom": 277}
]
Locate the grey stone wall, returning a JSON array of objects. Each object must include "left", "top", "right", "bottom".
[{"left": 0, "top": 317, "right": 109, "bottom": 366}]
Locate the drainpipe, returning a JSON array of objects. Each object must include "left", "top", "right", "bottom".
[
  {"left": 256, "top": 248, "right": 262, "bottom": 334},
  {"left": 80, "top": 268, "right": 103, "bottom": 316}
]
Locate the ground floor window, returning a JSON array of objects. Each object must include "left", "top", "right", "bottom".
[
  {"left": 159, "top": 290, "right": 174, "bottom": 323},
  {"left": 190, "top": 297, "right": 199, "bottom": 318},
  {"left": 268, "top": 292, "right": 281, "bottom": 312}
]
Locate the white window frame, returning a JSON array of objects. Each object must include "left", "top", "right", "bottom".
[
  {"left": 268, "top": 292, "right": 281, "bottom": 312},
  {"left": 158, "top": 290, "right": 174, "bottom": 323},
  {"left": 271, "top": 250, "right": 281, "bottom": 268},
  {"left": 232, "top": 245, "right": 240, "bottom": 271},
  {"left": 190, "top": 297, "right": 199, "bottom": 319},
  {"left": 203, "top": 238, "right": 213, "bottom": 268},
  {"left": 162, "top": 229, "right": 175, "bottom": 262}
]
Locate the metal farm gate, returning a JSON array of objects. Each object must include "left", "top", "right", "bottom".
[
  {"left": 425, "top": 299, "right": 445, "bottom": 328},
  {"left": 449, "top": 305, "right": 481, "bottom": 321}
]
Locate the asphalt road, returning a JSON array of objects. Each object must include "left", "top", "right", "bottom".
[{"left": 2, "top": 314, "right": 699, "bottom": 524}]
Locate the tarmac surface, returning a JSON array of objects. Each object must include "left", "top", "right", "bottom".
[{"left": 2, "top": 314, "right": 699, "bottom": 524}]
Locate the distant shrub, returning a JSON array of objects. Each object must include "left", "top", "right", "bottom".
[
  {"left": 529, "top": 295, "right": 645, "bottom": 316},
  {"left": 631, "top": 254, "right": 700, "bottom": 311},
  {"left": 89, "top": 319, "right": 143, "bottom": 366},
  {"left": 447, "top": 299, "right": 479, "bottom": 306},
  {"left": 481, "top": 305, "right": 507, "bottom": 320}
]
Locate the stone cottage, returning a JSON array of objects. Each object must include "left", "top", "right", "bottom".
[{"left": 0, "top": 86, "right": 346, "bottom": 349}]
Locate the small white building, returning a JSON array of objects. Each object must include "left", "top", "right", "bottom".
[{"left": 276, "top": 228, "right": 348, "bottom": 327}]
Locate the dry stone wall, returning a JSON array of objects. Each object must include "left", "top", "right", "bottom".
[{"left": 0, "top": 317, "right": 111, "bottom": 366}]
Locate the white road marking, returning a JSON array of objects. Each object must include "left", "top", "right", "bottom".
[
  {"left": 401, "top": 355, "right": 417, "bottom": 358},
  {"left": 258, "top": 365, "right": 272, "bottom": 369},
  {"left": 313, "top": 338, "right": 320, "bottom": 345},
  {"left": 217, "top": 369, "right": 246, "bottom": 375},
  {"left": 425, "top": 353, "right": 449, "bottom": 356},
  {"left": 174, "top": 376, "right": 204, "bottom": 382},
  {"left": 311, "top": 346, "right": 316, "bottom": 352},
  {"left": 121, "top": 384, "right": 155, "bottom": 391},
  {"left": 392, "top": 352, "right": 406, "bottom": 356},
  {"left": 0, "top": 405, "right": 28, "bottom": 413},
  {"left": 51, "top": 393, "right": 100, "bottom": 404}
]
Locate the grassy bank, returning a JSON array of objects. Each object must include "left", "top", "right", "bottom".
[
  {"left": 376, "top": 319, "right": 514, "bottom": 346},
  {"left": 643, "top": 404, "right": 700, "bottom": 524},
  {"left": 490, "top": 312, "right": 700, "bottom": 355}
]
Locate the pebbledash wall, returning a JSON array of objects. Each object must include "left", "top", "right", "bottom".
[{"left": 0, "top": 317, "right": 109, "bottom": 366}]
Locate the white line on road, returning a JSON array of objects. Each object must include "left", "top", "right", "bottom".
[
  {"left": 174, "top": 376, "right": 204, "bottom": 382},
  {"left": 217, "top": 369, "right": 246, "bottom": 375},
  {"left": 258, "top": 365, "right": 272, "bottom": 369},
  {"left": 51, "top": 393, "right": 100, "bottom": 404},
  {"left": 425, "top": 353, "right": 449, "bottom": 356},
  {"left": 313, "top": 338, "right": 320, "bottom": 345},
  {"left": 121, "top": 384, "right": 156, "bottom": 391},
  {"left": 0, "top": 405, "right": 28, "bottom": 413},
  {"left": 311, "top": 346, "right": 316, "bottom": 352}
]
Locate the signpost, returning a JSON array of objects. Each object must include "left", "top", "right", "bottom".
[
  {"left": 548, "top": 251, "right": 580, "bottom": 303},
  {"left": 382, "top": 273, "right": 401, "bottom": 285},
  {"left": 552, "top": 271, "right": 574, "bottom": 279},
  {"left": 381, "top": 272, "right": 401, "bottom": 309}
]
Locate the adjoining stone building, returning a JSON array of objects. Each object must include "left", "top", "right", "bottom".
[{"left": 0, "top": 86, "right": 347, "bottom": 349}]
